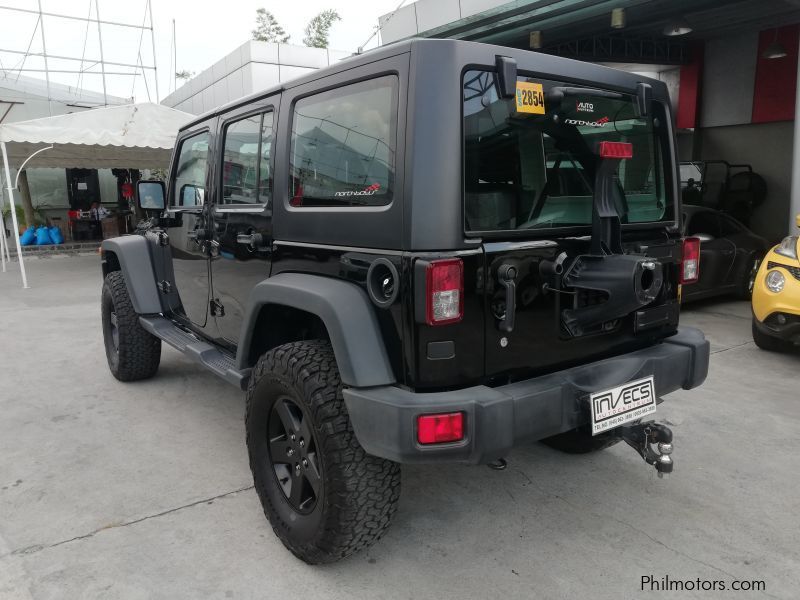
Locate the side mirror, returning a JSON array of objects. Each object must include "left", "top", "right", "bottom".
[
  {"left": 179, "top": 184, "right": 204, "bottom": 207},
  {"left": 137, "top": 180, "right": 165, "bottom": 211},
  {"left": 695, "top": 233, "right": 714, "bottom": 243}
]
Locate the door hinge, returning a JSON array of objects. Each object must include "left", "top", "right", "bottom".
[
  {"left": 210, "top": 298, "right": 225, "bottom": 317},
  {"left": 157, "top": 280, "right": 172, "bottom": 294}
]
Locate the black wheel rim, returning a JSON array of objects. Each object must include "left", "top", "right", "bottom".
[
  {"left": 267, "top": 397, "right": 321, "bottom": 514},
  {"left": 747, "top": 258, "right": 761, "bottom": 295},
  {"left": 109, "top": 309, "right": 119, "bottom": 351}
]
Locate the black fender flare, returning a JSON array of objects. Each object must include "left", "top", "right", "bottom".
[
  {"left": 101, "top": 236, "right": 161, "bottom": 314},
  {"left": 237, "top": 273, "right": 396, "bottom": 388}
]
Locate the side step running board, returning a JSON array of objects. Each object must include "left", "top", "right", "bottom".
[{"left": 139, "top": 315, "right": 250, "bottom": 390}]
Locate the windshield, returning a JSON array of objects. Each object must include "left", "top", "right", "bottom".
[{"left": 463, "top": 70, "right": 674, "bottom": 233}]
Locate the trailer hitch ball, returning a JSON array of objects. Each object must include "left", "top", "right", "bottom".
[{"left": 620, "top": 421, "right": 675, "bottom": 478}]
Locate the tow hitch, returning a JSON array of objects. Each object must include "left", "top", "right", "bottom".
[{"left": 620, "top": 421, "right": 674, "bottom": 477}]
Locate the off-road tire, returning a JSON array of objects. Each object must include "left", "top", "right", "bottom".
[
  {"left": 542, "top": 427, "right": 622, "bottom": 454},
  {"left": 101, "top": 271, "right": 161, "bottom": 381},
  {"left": 246, "top": 340, "right": 401, "bottom": 564},
  {"left": 736, "top": 254, "right": 763, "bottom": 300},
  {"left": 752, "top": 319, "right": 789, "bottom": 352}
]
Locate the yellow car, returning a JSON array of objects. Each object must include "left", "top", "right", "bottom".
[{"left": 752, "top": 214, "right": 800, "bottom": 351}]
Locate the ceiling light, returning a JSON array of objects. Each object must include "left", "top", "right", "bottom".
[
  {"left": 611, "top": 8, "right": 626, "bottom": 29},
  {"left": 529, "top": 30, "right": 542, "bottom": 49},
  {"left": 763, "top": 29, "right": 787, "bottom": 59},
  {"left": 663, "top": 17, "right": 692, "bottom": 36}
]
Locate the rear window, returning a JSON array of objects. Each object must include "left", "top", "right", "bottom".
[
  {"left": 289, "top": 75, "right": 398, "bottom": 208},
  {"left": 463, "top": 70, "right": 673, "bottom": 233}
]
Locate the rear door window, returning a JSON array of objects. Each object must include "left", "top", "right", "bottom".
[
  {"left": 463, "top": 70, "right": 671, "bottom": 233},
  {"left": 220, "top": 111, "right": 274, "bottom": 206},
  {"left": 288, "top": 75, "right": 398, "bottom": 207}
]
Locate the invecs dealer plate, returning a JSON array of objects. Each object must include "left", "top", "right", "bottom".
[{"left": 590, "top": 376, "right": 656, "bottom": 436}]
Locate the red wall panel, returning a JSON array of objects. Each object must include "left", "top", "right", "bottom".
[
  {"left": 677, "top": 42, "right": 704, "bottom": 129},
  {"left": 752, "top": 25, "right": 799, "bottom": 123}
]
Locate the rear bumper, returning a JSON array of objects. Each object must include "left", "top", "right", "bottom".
[{"left": 343, "top": 327, "right": 709, "bottom": 464}]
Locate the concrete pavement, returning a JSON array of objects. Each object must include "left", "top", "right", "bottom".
[{"left": 1, "top": 255, "right": 798, "bottom": 599}]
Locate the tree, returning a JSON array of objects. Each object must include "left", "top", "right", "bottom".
[
  {"left": 252, "top": 8, "right": 290, "bottom": 43},
  {"left": 175, "top": 70, "right": 195, "bottom": 81},
  {"left": 303, "top": 9, "right": 341, "bottom": 49}
]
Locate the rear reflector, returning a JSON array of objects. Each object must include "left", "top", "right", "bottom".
[
  {"left": 598, "top": 141, "right": 633, "bottom": 159},
  {"left": 681, "top": 237, "right": 701, "bottom": 284},
  {"left": 425, "top": 258, "right": 463, "bottom": 325},
  {"left": 417, "top": 412, "right": 465, "bottom": 445}
]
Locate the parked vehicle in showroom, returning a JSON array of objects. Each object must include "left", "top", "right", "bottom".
[
  {"left": 752, "top": 214, "right": 800, "bottom": 351},
  {"left": 680, "top": 206, "right": 770, "bottom": 302},
  {"left": 98, "top": 39, "right": 709, "bottom": 563}
]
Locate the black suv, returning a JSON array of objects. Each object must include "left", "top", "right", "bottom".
[{"left": 100, "top": 39, "right": 709, "bottom": 564}]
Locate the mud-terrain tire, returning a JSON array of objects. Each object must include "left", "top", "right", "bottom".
[
  {"left": 542, "top": 427, "right": 622, "bottom": 454},
  {"left": 246, "top": 340, "right": 401, "bottom": 564},
  {"left": 101, "top": 271, "right": 161, "bottom": 381}
]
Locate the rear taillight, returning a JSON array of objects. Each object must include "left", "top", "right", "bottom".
[
  {"left": 417, "top": 412, "right": 465, "bottom": 445},
  {"left": 681, "top": 237, "right": 700, "bottom": 284},
  {"left": 425, "top": 258, "right": 463, "bottom": 325},
  {"left": 598, "top": 141, "right": 633, "bottom": 159}
]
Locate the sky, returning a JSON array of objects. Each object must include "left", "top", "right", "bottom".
[{"left": 0, "top": 0, "right": 405, "bottom": 104}]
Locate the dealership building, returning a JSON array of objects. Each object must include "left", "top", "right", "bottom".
[{"left": 377, "top": 0, "right": 800, "bottom": 241}]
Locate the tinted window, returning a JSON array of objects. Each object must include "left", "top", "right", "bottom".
[
  {"left": 172, "top": 131, "right": 209, "bottom": 207},
  {"left": 289, "top": 76, "right": 398, "bottom": 207},
  {"left": 463, "top": 70, "right": 671, "bottom": 232},
  {"left": 719, "top": 214, "right": 743, "bottom": 236},
  {"left": 221, "top": 112, "right": 273, "bottom": 205},
  {"left": 687, "top": 211, "right": 721, "bottom": 237}
]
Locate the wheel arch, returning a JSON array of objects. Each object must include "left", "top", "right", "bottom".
[
  {"left": 237, "top": 273, "right": 396, "bottom": 388},
  {"left": 101, "top": 236, "right": 161, "bottom": 314}
]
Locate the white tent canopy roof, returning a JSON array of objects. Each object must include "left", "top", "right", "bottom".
[{"left": 0, "top": 103, "right": 192, "bottom": 169}]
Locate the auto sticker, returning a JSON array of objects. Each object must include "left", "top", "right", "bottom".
[{"left": 515, "top": 81, "right": 545, "bottom": 114}]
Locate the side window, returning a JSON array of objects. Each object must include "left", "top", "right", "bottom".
[
  {"left": 260, "top": 112, "right": 274, "bottom": 204},
  {"left": 719, "top": 214, "right": 743, "bottom": 236},
  {"left": 687, "top": 211, "right": 721, "bottom": 237},
  {"left": 221, "top": 112, "right": 273, "bottom": 205},
  {"left": 289, "top": 75, "right": 398, "bottom": 207},
  {"left": 171, "top": 131, "right": 209, "bottom": 208}
]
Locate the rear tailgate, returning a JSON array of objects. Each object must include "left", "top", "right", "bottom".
[{"left": 463, "top": 69, "right": 681, "bottom": 381}]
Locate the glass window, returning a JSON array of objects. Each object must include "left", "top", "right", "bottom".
[
  {"left": 718, "top": 214, "right": 743, "bottom": 236},
  {"left": 463, "top": 70, "right": 671, "bottom": 232},
  {"left": 289, "top": 76, "right": 398, "bottom": 207},
  {"left": 222, "top": 113, "right": 273, "bottom": 205},
  {"left": 260, "top": 112, "right": 274, "bottom": 204},
  {"left": 687, "top": 211, "right": 721, "bottom": 237},
  {"left": 172, "top": 131, "right": 209, "bottom": 208}
]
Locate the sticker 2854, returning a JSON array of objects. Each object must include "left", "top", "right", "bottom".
[{"left": 515, "top": 81, "right": 545, "bottom": 114}]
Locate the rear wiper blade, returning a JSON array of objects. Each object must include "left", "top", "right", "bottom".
[{"left": 547, "top": 87, "right": 623, "bottom": 103}]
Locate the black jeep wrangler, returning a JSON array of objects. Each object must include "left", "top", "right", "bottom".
[{"left": 100, "top": 39, "right": 709, "bottom": 564}]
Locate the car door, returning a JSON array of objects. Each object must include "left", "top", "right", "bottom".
[
  {"left": 163, "top": 126, "right": 215, "bottom": 332},
  {"left": 686, "top": 210, "right": 736, "bottom": 293},
  {"left": 209, "top": 99, "right": 277, "bottom": 346},
  {"left": 717, "top": 213, "right": 753, "bottom": 286}
]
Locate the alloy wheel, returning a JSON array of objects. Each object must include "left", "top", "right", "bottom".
[{"left": 267, "top": 397, "right": 322, "bottom": 513}]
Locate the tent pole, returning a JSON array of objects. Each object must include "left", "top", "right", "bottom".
[
  {"left": 1, "top": 141, "right": 28, "bottom": 288},
  {"left": 0, "top": 208, "right": 7, "bottom": 272}
]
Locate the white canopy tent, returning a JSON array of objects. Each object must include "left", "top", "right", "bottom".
[{"left": 0, "top": 103, "right": 192, "bottom": 288}]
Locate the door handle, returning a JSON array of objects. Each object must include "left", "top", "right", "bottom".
[
  {"left": 497, "top": 264, "right": 517, "bottom": 333},
  {"left": 237, "top": 232, "right": 267, "bottom": 252},
  {"left": 187, "top": 228, "right": 211, "bottom": 242}
]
